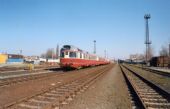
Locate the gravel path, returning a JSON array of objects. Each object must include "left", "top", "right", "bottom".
[{"left": 61, "top": 64, "right": 131, "bottom": 109}]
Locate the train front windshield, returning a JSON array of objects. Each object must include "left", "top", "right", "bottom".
[
  {"left": 60, "top": 52, "right": 64, "bottom": 58},
  {"left": 63, "top": 45, "right": 71, "bottom": 49}
]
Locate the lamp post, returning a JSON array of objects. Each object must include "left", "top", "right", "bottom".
[{"left": 104, "top": 50, "right": 106, "bottom": 58}]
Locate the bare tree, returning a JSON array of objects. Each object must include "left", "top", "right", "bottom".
[
  {"left": 46, "top": 48, "right": 54, "bottom": 58},
  {"left": 41, "top": 48, "right": 54, "bottom": 59},
  {"left": 144, "top": 45, "right": 154, "bottom": 61},
  {"left": 41, "top": 53, "right": 46, "bottom": 58},
  {"left": 148, "top": 46, "right": 154, "bottom": 59},
  {"left": 160, "top": 45, "right": 168, "bottom": 56}
]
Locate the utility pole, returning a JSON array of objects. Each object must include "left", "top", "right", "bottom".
[
  {"left": 104, "top": 50, "right": 106, "bottom": 58},
  {"left": 93, "top": 40, "right": 96, "bottom": 54},
  {"left": 169, "top": 43, "right": 170, "bottom": 68},
  {"left": 56, "top": 44, "right": 59, "bottom": 59},
  {"left": 20, "top": 50, "right": 22, "bottom": 55},
  {"left": 144, "top": 14, "right": 151, "bottom": 64}
]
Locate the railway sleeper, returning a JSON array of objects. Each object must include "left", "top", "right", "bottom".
[
  {"left": 28, "top": 99, "right": 51, "bottom": 104},
  {"left": 55, "top": 87, "right": 67, "bottom": 92},
  {"left": 45, "top": 93, "right": 61, "bottom": 96},
  {"left": 140, "top": 95, "right": 164, "bottom": 99},
  {"left": 19, "top": 101, "right": 47, "bottom": 107},
  {"left": 136, "top": 86, "right": 152, "bottom": 90},
  {"left": 44, "top": 94, "right": 62, "bottom": 99},
  {"left": 37, "top": 96, "right": 57, "bottom": 100},
  {"left": 142, "top": 98, "right": 169, "bottom": 103},
  {"left": 33, "top": 96, "right": 57, "bottom": 102},
  {"left": 137, "top": 89, "right": 155, "bottom": 93},
  {"left": 17, "top": 103, "right": 40, "bottom": 109},
  {"left": 21, "top": 98, "right": 58, "bottom": 108},
  {"left": 139, "top": 92, "right": 159, "bottom": 96},
  {"left": 14, "top": 106, "right": 32, "bottom": 109},
  {"left": 145, "top": 102, "right": 170, "bottom": 108}
]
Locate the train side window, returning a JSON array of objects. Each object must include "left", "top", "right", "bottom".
[
  {"left": 80, "top": 53, "right": 82, "bottom": 59},
  {"left": 70, "top": 52, "right": 76, "bottom": 58},
  {"left": 65, "top": 52, "right": 68, "bottom": 55}
]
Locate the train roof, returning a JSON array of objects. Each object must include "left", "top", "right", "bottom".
[
  {"left": 62, "top": 45, "right": 87, "bottom": 52},
  {"left": 62, "top": 45, "right": 104, "bottom": 57},
  {"left": 62, "top": 45, "right": 79, "bottom": 51}
]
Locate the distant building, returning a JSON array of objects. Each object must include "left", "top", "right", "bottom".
[
  {"left": 0, "top": 54, "right": 24, "bottom": 64},
  {"left": 129, "top": 54, "right": 145, "bottom": 63},
  {"left": 24, "top": 56, "right": 40, "bottom": 64},
  {"left": 150, "top": 56, "right": 170, "bottom": 67},
  {"left": 7, "top": 54, "right": 24, "bottom": 64},
  {"left": 0, "top": 54, "right": 8, "bottom": 64}
]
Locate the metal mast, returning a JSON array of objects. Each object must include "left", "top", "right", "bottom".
[
  {"left": 94, "top": 40, "right": 96, "bottom": 54},
  {"left": 169, "top": 43, "right": 170, "bottom": 56},
  {"left": 144, "top": 14, "right": 151, "bottom": 63},
  {"left": 20, "top": 50, "right": 22, "bottom": 55},
  {"left": 104, "top": 50, "right": 106, "bottom": 58}
]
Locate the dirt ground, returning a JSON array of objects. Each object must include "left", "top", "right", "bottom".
[
  {"left": 61, "top": 64, "right": 131, "bottom": 109},
  {"left": 0, "top": 65, "right": 108, "bottom": 107}
]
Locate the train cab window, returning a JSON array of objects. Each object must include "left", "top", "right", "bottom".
[
  {"left": 61, "top": 52, "right": 64, "bottom": 58},
  {"left": 69, "top": 52, "right": 76, "bottom": 58},
  {"left": 63, "top": 45, "right": 71, "bottom": 49}
]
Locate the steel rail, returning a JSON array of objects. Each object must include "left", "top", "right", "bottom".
[{"left": 120, "top": 64, "right": 170, "bottom": 109}]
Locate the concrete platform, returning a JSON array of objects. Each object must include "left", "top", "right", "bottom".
[{"left": 149, "top": 67, "right": 170, "bottom": 73}]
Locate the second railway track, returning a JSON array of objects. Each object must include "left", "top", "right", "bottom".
[
  {"left": 120, "top": 64, "right": 170, "bottom": 109},
  {"left": 0, "top": 70, "right": 63, "bottom": 87},
  {"left": 129, "top": 64, "right": 170, "bottom": 78}
]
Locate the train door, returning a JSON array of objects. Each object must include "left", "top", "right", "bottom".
[
  {"left": 81, "top": 53, "right": 84, "bottom": 59},
  {"left": 77, "top": 52, "right": 81, "bottom": 59}
]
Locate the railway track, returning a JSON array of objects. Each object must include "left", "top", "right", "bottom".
[
  {"left": 120, "top": 64, "right": 170, "bottom": 109},
  {"left": 0, "top": 66, "right": 59, "bottom": 72},
  {"left": 128, "top": 64, "right": 170, "bottom": 78},
  {"left": 0, "top": 70, "right": 63, "bottom": 87},
  {"left": 0, "top": 66, "right": 104, "bottom": 88},
  {"left": 1, "top": 64, "right": 113, "bottom": 109}
]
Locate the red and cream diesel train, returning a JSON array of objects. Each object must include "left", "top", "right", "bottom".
[{"left": 60, "top": 45, "right": 110, "bottom": 69}]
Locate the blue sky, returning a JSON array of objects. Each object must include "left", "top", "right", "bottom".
[{"left": 0, "top": 0, "right": 170, "bottom": 59}]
